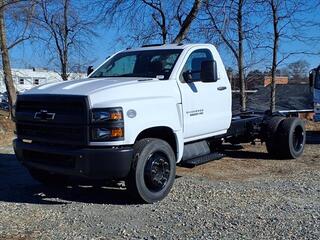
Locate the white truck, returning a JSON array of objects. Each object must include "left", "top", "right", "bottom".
[{"left": 14, "top": 44, "right": 306, "bottom": 203}]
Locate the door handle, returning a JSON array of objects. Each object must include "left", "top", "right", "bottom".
[{"left": 217, "top": 86, "right": 227, "bottom": 91}]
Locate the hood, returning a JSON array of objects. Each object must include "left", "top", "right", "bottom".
[
  {"left": 21, "top": 77, "right": 182, "bottom": 108},
  {"left": 23, "top": 77, "right": 157, "bottom": 96}
]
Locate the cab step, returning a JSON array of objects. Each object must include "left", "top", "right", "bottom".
[{"left": 179, "top": 152, "right": 225, "bottom": 168}]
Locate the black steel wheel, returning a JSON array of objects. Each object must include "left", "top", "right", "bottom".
[
  {"left": 144, "top": 152, "right": 171, "bottom": 192},
  {"left": 127, "top": 138, "right": 176, "bottom": 203},
  {"left": 292, "top": 125, "right": 305, "bottom": 153}
]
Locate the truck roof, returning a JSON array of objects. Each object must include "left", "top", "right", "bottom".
[{"left": 124, "top": 43, "right": 214, "bottom": 52}]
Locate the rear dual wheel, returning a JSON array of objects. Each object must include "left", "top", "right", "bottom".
[
  {"left": 265, "top": 116, "right": 285, "bottom": 156},
  {"left": 266, "top": 117, "right": 306, "bottom": 159},
  {"left": 127, "top": 138, "right": 176, "bottom": 203}
]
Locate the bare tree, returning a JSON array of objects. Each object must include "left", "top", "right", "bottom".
[
  {"left": 0, "top": 0, "right": 35, "bottom": 116},
  {"left": 288, "top": 60, "right": 310, "bottom": 83},
  {"left": 172, "top": 0, "right": 202, "bottom": 43},
  {"left": 97, "top": 0, "right": 202, "bottom": 45},
  {"left": 33, "top": 0, "right": 96, "bottom": 80},
  {"left": 140, "top": 0, "right": 167, "bottom": 44},
  {"left": 204, "top": 0, "right": 258, "bottom": 112},
  {"left": 260, "top": 0, "right": 308, "bottom": 112},
  {"left": 0, "top": 1, "right": 15, "bottom": 116},
  {"left": 269, "top": 0, "right": 279, "bottom": 112}
]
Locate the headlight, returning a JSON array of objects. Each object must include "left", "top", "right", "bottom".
[
  {"left": 91, "top": 107, "right": 123, "bottom": 123},
  {"left": 90, "top": 107, "right": 124, "bottom": 142},
  {"left": 91, "top": 127, "right": 124, "bottom": 141}
]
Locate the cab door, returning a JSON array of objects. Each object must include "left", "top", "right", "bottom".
[{"left": 178, "top": 48, "right": 231, "bottom": 141}]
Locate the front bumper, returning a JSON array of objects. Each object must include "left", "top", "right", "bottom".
[{"left": 13, "top": 139, "right": 133, "bottom": 179}]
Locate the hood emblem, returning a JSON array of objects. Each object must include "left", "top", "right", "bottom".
[{"left": 34, "top": 110, "right": 56, "bottom": 121}]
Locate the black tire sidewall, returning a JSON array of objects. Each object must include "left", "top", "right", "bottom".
[
  {"left": 285, "top": 119, "right": 306, "bottom": 158},
  {"left": 279, "top": 118, "right": 306, "bottom": 159},
  {"left": 266, "top": 116, "right": 285, "bottom": 156},
  {"left": 133, "top": 139, "right": 176, "bottom": 203}
]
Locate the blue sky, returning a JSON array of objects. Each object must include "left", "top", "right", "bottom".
[{"left": 8, "top": 3, "right": 320, "bottom": 73}]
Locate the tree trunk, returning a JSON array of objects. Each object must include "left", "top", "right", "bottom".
[
  {"left": 270, "top": 0, "right": 278, "bottom": 113},
  {"left": 142, "top": 0, "right": 167, "bottom": 44},
  {"left": 61, "top": 0, "right": 69, "bottom": 81},
  {"left": 0, "top": 0, "right": 16, "bottom": 117},
  {"left": 237, "top": 0, "right": 246, "bottom": 112},
  {"left": 161, "top": 24, "right": 167, "bottom": 44},
  {"left": 61, "top": 60, "right": 68, "bottom": 81},
  {"left": 172, "top": 0, "right": 202, "bottom": 43}
]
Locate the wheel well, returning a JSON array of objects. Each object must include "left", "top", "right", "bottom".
[{"left": 136, "top": 127, "right": 177, "bottom": 158}]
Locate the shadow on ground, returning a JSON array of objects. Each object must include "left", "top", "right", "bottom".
[
  {"left": 223, "top": 150, "right": 271, "bottom": 160},
  {"left": 223, "top": 131, "right": 320, "bottom": 160},
  {"left": 0, "top": 153, "right": 141, "bottom": 205},
  {"left": 306, "top": 131, "right": 320, "bottom": 144}
]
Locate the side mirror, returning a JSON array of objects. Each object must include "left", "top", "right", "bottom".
[
  {"left": 309, "top": 70, "right": 315, "bottom": 88},
  {"left": 87, "top": 66, "right": 94, "bottom": 76},
  {"left": 182, "top": 71, "right": 193, "bottom": 82},
  {"left": 201, "top": 60, "right": 218, "bottom": 82}
]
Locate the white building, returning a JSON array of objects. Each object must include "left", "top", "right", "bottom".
[{"left": 0, "top": 68, "right": 86, "bottom": 93}]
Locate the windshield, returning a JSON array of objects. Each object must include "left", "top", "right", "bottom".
[
  {"left": 315, "top": 68, "right": 320, "bottom": 89},
  {"left": 90, "top": 49, "right": 182, "bottom": 80}
]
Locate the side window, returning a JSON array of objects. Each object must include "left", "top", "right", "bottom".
[{"left": 182, "top": 49, "right": 213, "bottom": 82}]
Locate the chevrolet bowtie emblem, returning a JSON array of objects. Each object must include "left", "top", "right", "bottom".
[{"left": 34, "top": 110, "right": 56, "bottom": 121}]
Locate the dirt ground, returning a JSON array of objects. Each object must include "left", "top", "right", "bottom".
[
  {"left": 306, "top": 120, "right": 320, "bottom": 131},
  {"left": 177, "top": 120, "right": 320, "bottom": 181},
  {"left": 0, "top": 113, "right": 14, "bottom": 146},
  {"left": 177, "top": 142, "right": 320, "bottom": 181}
]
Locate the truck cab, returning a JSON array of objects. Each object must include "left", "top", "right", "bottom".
[{"left": 86, "top": 43, "right": 232, "bottom": 149}]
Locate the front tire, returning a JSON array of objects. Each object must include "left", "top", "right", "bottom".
[{"left": 127, "top": 138, "right": 176, "bottom": 203}]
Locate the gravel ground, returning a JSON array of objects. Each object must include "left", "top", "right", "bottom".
[{"left": 0, "top": 134, "right": 319, "bottom": 239}]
